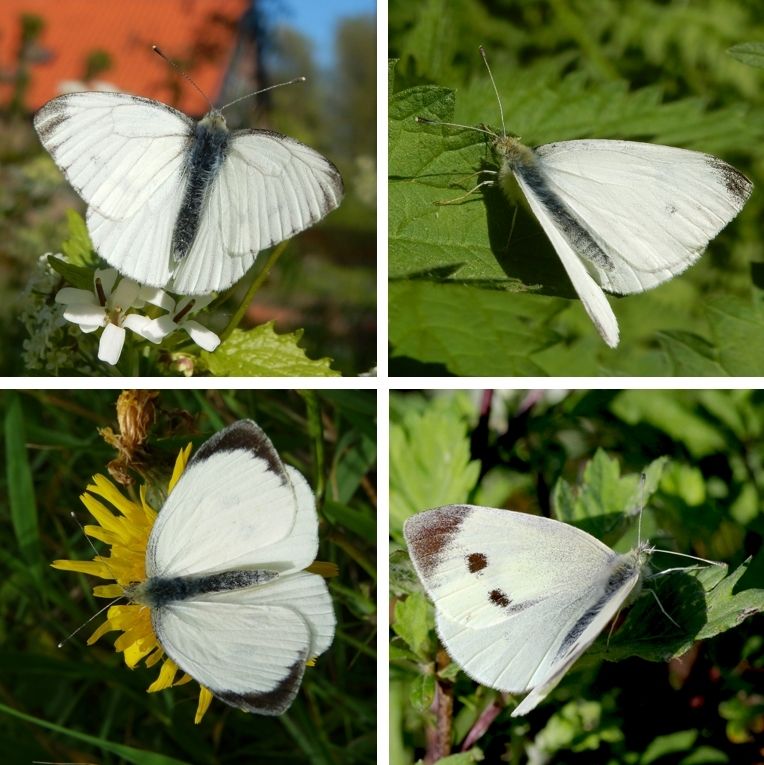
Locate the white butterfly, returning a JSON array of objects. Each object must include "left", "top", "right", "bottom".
[
  {"left": 34, "top": 85, "right": 343, "bottom": 295},
  {"left": 404, "top": 504, "right": 654, "bottom": 716},
  {"left": 417, "top": 48, "right": 753, "bottom": 347},
  {"left": 128, "top": 419, "right": 335, "bottom": 715}
]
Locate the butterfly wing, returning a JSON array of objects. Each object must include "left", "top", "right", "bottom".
[
  {"left": 153, "top": 597, "right": 312, "bottom": 715},
  {"left": 148, "top": 420, "right": 333, "bottom": 715},
  {"left": 147, "top": 420, "right": 311, "bottom": 578},
  {"left": 512, "top": 168, "right": 620, "bottom": 347},
  {"left": 535, "top": 140, "right": 752, "bottom": 294},
  {"left": 35, "top": 92, "right": 193, "bottom": 288},
  {"left": 170, "top": 130, "right": 344, "bottom": 294},
  {"left": 404, "top": 505, "right": 643, "bottom": 715},
  {"left": 34, "top": 92, "right": 192, "bottom": 219}
]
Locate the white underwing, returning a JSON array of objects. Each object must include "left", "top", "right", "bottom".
[{"left": 404, "top": 504, "right": 653, "bottom": 716}]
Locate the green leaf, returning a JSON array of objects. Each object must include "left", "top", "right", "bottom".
[
  {"left": 553, "top": 450, "right": 667, "bottom": 544},
  {"left": 599, "top": 558, "right": 764, "bottom": 663},
  {"left": 46, "top": 253, "right": 95, "bottom": 292},
  {"left": 202, "top": 325, "right": 340, "bottom": 377},
  {"left": 410, "top": 672, "right": 437, "bottom": 713},
  {"left": 393, "top": 591, "right": 433, "bottom": 658},
  {"left": 389, "top": 403, "right": 481, "bottom": 537},
  {"left": 610, "top": 390, "right": 728, "bottom": 458},
  {"left": 4, "top": 395, "right": 41, "bottom": 583},
  {"left": 727, "top": 42, "right": 764, "bottom": 69},
  {"left": 61, "top": 209, "right": 97, "bottom": 267},
  {"left": 389, "top": 281, "right": 561, "bottom": 375},
  {"left": 641, "top": 730, "right": 698, "bottom": 764}
]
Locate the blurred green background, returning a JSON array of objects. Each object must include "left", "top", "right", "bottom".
[
  {"left": 390, "top": 388, "right": 763, "bottom": 764},
  {"left": 389, "top": 0, "right": 764, "bottom": 375},
  {"left": 1, "top": 388, "right": 376, "bottom": 764}
]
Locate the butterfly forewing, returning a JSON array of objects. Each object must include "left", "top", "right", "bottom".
[
  {"left": 147, "top": 420, "right": 299, "bottom": 578},
  {"left": 34, "top": 92, "right": 191, "bottom": 220},
  {"left": 405, "top": 505, "right": 616, "bottom": 629},
  {"left": 535, "top": 140, "right": 753, "bottom": 295}
]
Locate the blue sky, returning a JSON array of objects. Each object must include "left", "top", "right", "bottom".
[{"left": 270, "top": 0, "right": 376, "bottom": 69}]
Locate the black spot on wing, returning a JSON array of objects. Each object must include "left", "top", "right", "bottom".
[
  {"left": 213, "top": 655, "right": 306, "bottom": 715},
  {"left": 487, "top": 588, "right": 541, "bottom": 615},
  {"left": 190, "top": 419, "right": 286, "bottom": 481},
  {"left": 467, "top": 552, "right": 488, "bottom": 573}
]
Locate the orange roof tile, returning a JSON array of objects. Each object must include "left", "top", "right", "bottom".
[{"left": 2, "top": 0, "right": 250, "bottom": 115}]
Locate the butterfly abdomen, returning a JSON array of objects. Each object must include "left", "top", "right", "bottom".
[
  {"left": 131, "top": 569, "right": 277, "bottom": 608},
  {"left": 172, "top": 112, "right": 230, "bottom": 262}
]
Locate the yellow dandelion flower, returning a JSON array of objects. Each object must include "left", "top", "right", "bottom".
[{"left": 52, "top": 443, "right": 214, "bottom": 723}]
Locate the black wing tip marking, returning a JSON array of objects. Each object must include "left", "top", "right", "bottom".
[
  {"left": 404, "top": 505, "right": 472, "bottom": 578},
  {"left": 705, "top": 156, "right": 754, "bottom": 205},
  {"left": 213, "top": 655, "right": 307, "bottom": 715},
  {"left": 190, "top": 419, "right": 286, "bottom": 481}
]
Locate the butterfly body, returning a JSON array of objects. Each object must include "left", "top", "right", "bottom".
[{"left": 172, "top": 111, "right": 230, "bottom": 262}]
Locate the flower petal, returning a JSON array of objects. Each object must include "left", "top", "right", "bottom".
[
  {"left": 55, "top": 287, "right": 98, "bottom": 307},
  {"left": 110, "top": 278, "right": 141, "bottom": 309},
  {"left": 98, "top": 323, "right": 126, "bottom": 365},
  {"left": 96, "top": 268, "right": 119, "bottom": 295},
  {"left": 123, "top": 313, "right": 156, "bottom": 341},
  {"left": 139, "top": 286, "right": 175, "bottom": 311},
  {"left": 182, "top": 320, "right": 220, "bottom": 352}
]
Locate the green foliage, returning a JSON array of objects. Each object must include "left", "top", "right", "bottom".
[
  {"left": 389, "top": 0, "right": 764, "bottom": 376},
  {"left": 202, "top": 325, "right": 340, "bottom": 376},
  {"left": 390, "top": 389, "right": 764, "bottom": 764},
  {"left": 728, "top": 42, "right": 764, "bottom": 69},
  {"left": 0, "top": 390, "right": 376, "bottom": 764}
]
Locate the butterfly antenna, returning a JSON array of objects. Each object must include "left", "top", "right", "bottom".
[
  {"left": 414, "top": 116, "right": 495, "bottom": 136},
  {"left": 219, "top": 76, "right": 307, "bottom": 112},
  {"left": 57, "top": 595, "right": 126, "bottom": 648},
  {"left": 152, "top": 45, "right": 214, "bottom": 111},
  {"left": 637, "top": 472, "right": 646, "bottom": 546},
  {"left": 67, "top": 511, "right": 127, "bottom": 593},
  {"left": 479, "top": 45, "right": 506, "bottom": 136}
]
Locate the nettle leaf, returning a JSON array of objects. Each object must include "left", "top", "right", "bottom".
[
  {"left": 389, "top": 281, "right": 560, "bottom": 376},
  {"left": 202, "top": 325, "right": 340, "bottom": 377},
  {"left": 388, "top": 57, "right": 759, "bottom": 374},
  {"left": 389, "top": 402, "right": 480, "bottom": 538}
]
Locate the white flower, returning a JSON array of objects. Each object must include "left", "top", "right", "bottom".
[
  {"left": 144, "top": 294, "right": 220, "bottom": 352},
  {"left": 55, "top": 269, "right": 157, "bottom": 365}
]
